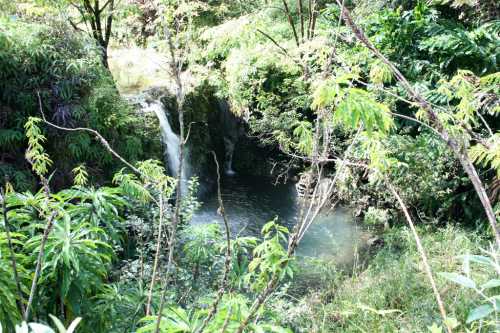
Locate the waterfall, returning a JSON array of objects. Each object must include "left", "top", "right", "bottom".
[
  {"left": 143, "top": 100, "right": 190, "bottom": 181},
  {"left": 223, "top": 137, "right": 236, "bottom": 175},
  {"left": 218, "top": 99, "right": 240, "bottom": 176}
]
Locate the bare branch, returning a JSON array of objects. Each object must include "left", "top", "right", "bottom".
[
  {"left": 387, "top": 181, "right": 451, "bottom": 333},
  {"left": 282, "top": 0, "right": 301, "bottom": 47},
  {"left": 298, "top": 0, "right": 305, "bottom": 41},
  {"left": 0, "top": 188, "right": 25, "bottom": 315},
  {"left": 24, "top": 210, "right": 58, "bottom": 321},
  {"left": 195, "top": 152, "right": 232, "bottom": 333},
  {"left": 145, "top": 194, "right": 165, "bottom": 316},
  {"left": 256, "top": 28, "right": 296, "bottom": 63}
]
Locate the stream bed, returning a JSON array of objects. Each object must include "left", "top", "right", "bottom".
[{"left": 192, "top": 174, "right": 363, "bottom": 261}]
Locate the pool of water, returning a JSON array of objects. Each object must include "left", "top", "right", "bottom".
[{"left": 191, "top": 174, "right": 362, "bottom": 260}]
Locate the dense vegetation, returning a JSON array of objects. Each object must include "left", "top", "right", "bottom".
[{"left": 0, "top": 0, "right": 499, "bottom": 332}]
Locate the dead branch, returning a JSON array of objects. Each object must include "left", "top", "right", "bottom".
[
  {"left": 37, "top": 92, "right": 142, "bottom": 177},
  {"left": 154, "top": 19, "right": 188, "bottom": 333},
  {"left": 282, "top": 0, "right": 301, "bottom": 47},
  {"left": 195, "top": 152, "right": 232, "bottom": 333}
]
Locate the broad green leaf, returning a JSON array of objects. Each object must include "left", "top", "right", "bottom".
[
  {"left": 466, "top": 304, "right": 494, "bottom": 323},
  {"left": 49, "top": 315, "right": 66, "bottom": 333},
  {"left": 439, "top": 272, "right": 476, "bottom": 289},
  {"left": 443, "top": 317, "right": 459, "bottom": 329},
  {"left": 458, "top": 255, "right": 495, "bottom": 267},
  {"left": 427, "top": 323, "right": 442, "bottom": 333},
  {"left": 481, "top": 279, "right": 500, "bottom": 290}
]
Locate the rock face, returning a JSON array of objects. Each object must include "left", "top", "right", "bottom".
[
  {"left": 132, "top": 83, "right": 282, "bottom": 186},
  {"left": 296, "top": 170, "right": 335, "bottom": 202}
]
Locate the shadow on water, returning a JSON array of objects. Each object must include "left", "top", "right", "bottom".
[{"left": 191, "top": 174, "right": 362, "bottom": 262}]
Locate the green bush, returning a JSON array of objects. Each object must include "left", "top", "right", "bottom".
[
  {"left": 0, "top": 17, "right": 161, "bottom": 191},
  {"left": 276, "top": 226, "right": 489, "bottom": 332}
]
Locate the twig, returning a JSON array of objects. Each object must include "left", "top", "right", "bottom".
[
  {"left": 37, "top": 92, "right": 142, "bottom": 176},
  {"left": 0, "top": 188, "right": 26, "bottom": 315},
  {"left": 282, "top": 0, "right": 300, "bottom": 47},
  {"left": 24, "top": 210, "right": 58, "bottom": 321},
  {"left": 154, "top": 19, "right": 188, "bottom": 333},
  {"left": 257, "top": 29, "right": 292, "bottom": 58},
  {"left": 195, "top": 151, "right": 232, "bottom": 333},
  {"left": 298, "top": 0, "right": 305, "bottom": 42},
  {"left": 145, "top": 194, "right": 164, "bottom": 316},
  {"left": 387, "top": 181, "right": 451, "bottom": 333}
]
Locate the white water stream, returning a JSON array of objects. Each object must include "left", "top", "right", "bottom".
[{"left": 143, "top": 100, "right": 190, "bottom": 183}]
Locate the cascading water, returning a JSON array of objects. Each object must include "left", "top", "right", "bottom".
[
  {"left": 218, "top": 100, "right": 240, "bottom": 175},
  {"left": 143, "top": 100, "right": 190, "bottom": 183},
  {"left": 223, "top": 137, "right": 236, "bottom": 175}
]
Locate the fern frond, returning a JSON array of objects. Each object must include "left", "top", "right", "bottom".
[
  {"left": 334, "top": 88, "right": 394, "bottom": 135},
  {"left": 469, "top": 134, "right": 500, "bottom": 176}
]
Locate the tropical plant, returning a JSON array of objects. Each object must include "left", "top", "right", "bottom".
[
  {"left": 181, "top": 224, "right": 222, "bottom": 281},
  {"left": 25, "top": 212, "right": 113, "bottom": 319},
  {"left": 13, "top": 315, "right": 81, "bottom": 333},
  {"left": 245, "top": 220, "right": 293, "bottom": 292},
  {"left": 0, "top": 231, "right": 28, "bottom": 329},
  {"left": 60, "top": 186, "right": 128, "bottom": 243},
  {"left": 439, "top": 249, "right": 500, "bottom": 329}
]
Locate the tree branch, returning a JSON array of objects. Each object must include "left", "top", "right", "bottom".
[
  {"left": 387, "top": 181, "right": 451, "bottom": 333},
  {"left": 282, "top": 0, "right": 300, "bottom": 47},
  {"left": 0, "top": 188, "right": 26, "bottom": 315},
  {"left": 335, "top": 0, "right": 500, "bottom": 247},
  {"left": 195, "top": 152, "right": 232, "bottom": 333}
]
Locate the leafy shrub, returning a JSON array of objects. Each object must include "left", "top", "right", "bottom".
[{"left": 0, "top": 17, "right": 161, "bottom": 190}]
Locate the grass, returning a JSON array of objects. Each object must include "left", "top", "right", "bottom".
[{"left": 272, "top": 225, "right": 492, "bottom": 332}]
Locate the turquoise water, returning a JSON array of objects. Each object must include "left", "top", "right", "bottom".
[{"left": 191, "top": 174, "right": 361, "bottom": 260}]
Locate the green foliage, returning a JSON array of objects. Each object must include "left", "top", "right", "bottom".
[
  {"left": 0, "top": 231, "right": 28, "bottom": 329},
  {"left": 275, "top": 227, "right": 488, "bottom": 332},
  {"left": 364, "top": 3, "right": 499, "bottom": 80},
  {"left": 369, "top": 60, "right": 393, "bottom": 84},
  {"left": 439, "top": 250, "right": 500, "bottom": 328},
  {"left": 420, "top": 21, "right": 500, "bottom": 75},
  {"left": 1, "top": 1, "right": 500, "bottom": 332},
  {"left": 25, "top": 211, "right": 112, "bottom": 317},
  {"left": 139, "top": 293, "right": 292, "bottom": 333},
  {"left": 469, "top": 135, "right": 500, "bottom": 177},
  {"left": 0, "top": 17, "right": 162, "bottom": 190},
  {"left": 24, "top": 117, "right": 52, "bottom": 177},
  {"left": 182, "top": 224, "right": 222, "bottom": 270},
  {"left": 71, "top": 164, "right": 88, "bottom": 187},
  {"left": 338, "top": 132, "right": 464, "bottom": 222},
  {"left": 334, "top": 88, "right": 394, "bottom": 135},
  {"left": 292, "top": 121, "right": 313, "bottom": 156},
  {"left": 0, "top": 180, "right": 130, "bottom": 329},
  {"left": 246, "top": 220, "right": 292, "bottom": 292},
  {"left": 138, "top": 306, "right": 203, "bottom": 333},
  {"left": 363, "top": 206, "right": 390, "bottom": 229}
]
